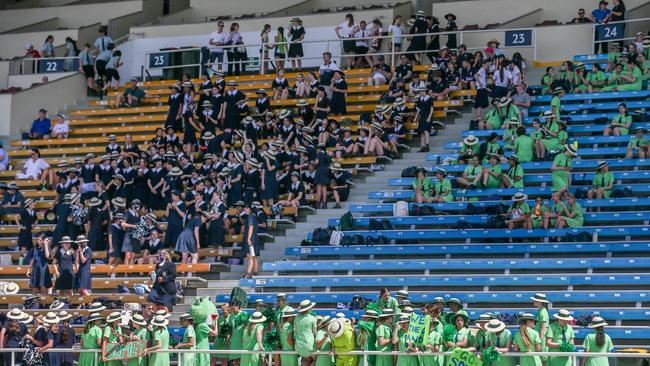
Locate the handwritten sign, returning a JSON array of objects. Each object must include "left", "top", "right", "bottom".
[
  {"left": 446, "top": 348, "right": 483, "bottom": 366},
  {"left": 405, "top": 314, "right": 430, "bottom": 346},
  {"left": 105, "top": 340, "right": 147, "bottom": 361}
]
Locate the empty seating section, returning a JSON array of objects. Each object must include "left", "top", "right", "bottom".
[{"left": 231, "top": 53, "right": 650, "bottom": 345}]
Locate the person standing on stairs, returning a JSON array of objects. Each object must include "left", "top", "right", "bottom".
[{"left": 414, "top": 86, "right": 433, "bottom": 152}]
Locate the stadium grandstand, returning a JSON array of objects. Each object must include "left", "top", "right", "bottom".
[{"left": 0, "top": 0, "right": 648, "bottom": 365}]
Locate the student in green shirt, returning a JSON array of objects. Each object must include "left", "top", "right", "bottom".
[
  {"left": 614, "top": 60, "right": 643, "bottom": 91},
  {"left": 556, "top": 61, "right": 575, "bottom": 91},
  {"left": 478, "top": 99, "right": 503, "bottom": 130},
  {"left": 376, "top": 288, "right": 400, "bottom": 316},
  {"left": 79, "top": 313, "right": 104, "bottom": 366},
  {"left": 587, "top": 161, "right": 614, "bottom": 202},
  {"left": 546, "top": 310, "right": 575, "bottom": 366},
  {"left": 602, "top": 63, "right": 625, "bottom": 91},
  {"left": 295, "top": 300, "right": 318, "bottom": 362},
  {"left": 513, "top": 314, "right": 542, "bottom": 366},
  {"left": 572, "top": 64, "right": 589, "bottom": 93},
  {"left": 394, "top": 315, "right": 418, "bottom": 366},
  {"left": 480, "top": 132, "right": 504, "bottom": 164},
  {"left": 503, "top": 118, "right": 520, "bottom": 150},
  {"left": 626, "top": 127, "right": 648, "bottom": 158},
  {"left": 356, "top": 310, "right": 378, "bottom": 366},
  {"left": 471, "top": 314, "right": 492, "bottom": 352},
  {"left": 638, "top": 53, "right": 650, "bottom": 81},
  {"left": 500, "top": 98, "right": 520, "bottom": 124},
  {"left": 540, "top": 67, "right": 554, "bottom": 95},
  {"left": 587, "top": 63, "right": 607, "bottom": 92},
  {"left": 422, "top": 319, "right": 444, "bottom": 366},
  {"left": 173, "top": 313, "right": 195, "bottom": 366},
  {"left": 544, "top": 192, "right": 569, "bottom": 229},
  {"left": 581, "top": 317, "right": 613, "bottom": 366},
  {"left": 227, "top": 301, "right": 245, "bottom": 362},
  {"left": 432, "top": 168, "right": 453, "bottom": 203},
  {"left": 551, "top": 144, "right": 577, "bottom": 195},
  {"left": 128, "top": 314, "right": 150, "bottom": 366},
  {"left": 315, "top": 316, "right": 334, "bottom": 366},
  {"left": 550, "top": 87, "right": 564, "bottom": 122},
  {"left": 456, "top": 156, "right": 483, "bottom": 189},
  {"left": 280, "top": 307, "right": 299, "bottom": 366},
  {"left": 506, "top": 192, "right": 531, "bottom": 230},
  {"left": 481, "top": 154, "right": 503, "bottom": 189},
  {"left": 459, "top": 135, "right": 480, "bottom": 164},
  {"left": 146, "top": 315, "right": 171, "bottom": 366},
  {"left": 102, "top": 312, "right": 124, "bottom": 366},
  {"left": 240, "top": 312, "right": 265, "bottom": 366},
  {"left": 514, "top": 126, "right": 535, "bottom": 163},
  {"left": 485, "top": 319, "right": 515, "bottom": 366},
  {"left": 557, "top": 193, "right": 584, "bottom": 229},
  {"left": 413, "top": 167, "right": 434, "bottom": 204},
  {"left": 503, "top": 156, "right": 525, "bottom": 189},
  {"left": 604, "top": 102, "right": 633, "bottom": 136},
  {"left": 445, "top": 310, "right": 470, "bottom": 350},
  {"left": 531, "top": 293, "right": 550, "bottom": 363},
  {"left": 535, "top": 112, "right": 559, "bottom": 160},
  {"left": 530, "top": 196, "right": 547, "bottom": 229},
  {"left": 375, "top": 309, "right": 395, "bottom": 366}
]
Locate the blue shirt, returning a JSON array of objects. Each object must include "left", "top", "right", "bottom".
[
  {"left": 30, "top": 118, "right": 51, "bottom": 135},
  {"left": 94, "top": 36, "right": 113, "bottom": 52},
  {"left": 107, "top": 55, "right": 120, "bottom": 70},
  {"left": 592, "top": 8, "right": 611, "bottom": 23},
  {"left": 0, "top": 148, "right": 8, "bottom": 167},
  {"left": 79, "top": 50, "right": 94, "bottom": 65},
  {"left": 97, "top": 50, "right": 112, "bottom": 62}
]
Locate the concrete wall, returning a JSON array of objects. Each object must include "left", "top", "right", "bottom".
[
  {"left": 2, "top": 17, "right": 62, "bottom": 33},
  {"left": 496, "top": 8, "right": 543, "bottom": 29},
  {"left": 0, "top": 23, "right": 101, "bottom": 60},
  {"left": 108, "top": 0, "right": 164, "bottom": 38},
  {"left": 0, "top": 73, "right": 85, "bottom": 136},
  {"left": 190, "top": 0, "right": 305, "bottom": 16},
  {"left": 7, "top": 71, "right": 75, "bottom": 89},
  {"left": 432, "top": 0, "right": 648, "bottom": 29},
  {"left": 0, "top": 61, "right": 11, "bottom": 90},
  {"left": 0, "top": 0, "right": 142, "bottom": 33}
]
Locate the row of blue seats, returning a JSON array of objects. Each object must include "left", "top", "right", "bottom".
[
  {"left": 241, "top": 273, "right": 650, "bottom": 288},
  {"left": 461, "top": 122, "right": 650, "bottom": 137},
  {"left": 529, "top": 100, "right": 650, "bottom": 114},
  {"left": 389, "top": 171, "right": 650, "bottom": 187},
  {"left": 327, "top": 212, "right": 650, "bottom": 228},
  {"left": 286, "top": 242, "right": 650, "bottom": 257},
  {"left": 420, "top": 159, "right": 650, "bottom": 174},
  {"left": 445, "top": 135, "right": 646, "bottom": 150},
  {"left": 349, "top": 198, "right": 650, "bottom": 214},
  {"left": 524, "top": 112, "right": 639, "bottom": 124},
  {"left": 218, "top": 290, "right": 650, "bottom": 305},
  {"left": 367, "top": 184, "right": 650, "bottom": 200},
  {"left": 306, "top": 226, "right": 649, "bottom": 241},
  {"left": 427, "top": 146, "right": 630, "bottom": 161},
  {"left": 263, "top": 257, "right": 649, "bottom": 272},
  {"left": 531, "top": 90, "right": 650, "bottom": 103}
]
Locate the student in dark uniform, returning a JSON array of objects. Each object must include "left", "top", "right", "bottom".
[
  {"left": 288, "top": 17, "right": 305, "bottom": 70},
  {"left": 445, "top": 13, "right": 458, "bottom": 49},
  {"left": 207, "top": 191, "right": 226, "bottom": 247},
  {"left": 229, "top": 152, "right": 245, "bottom": 206},
  {"left": 224, "top": 81, "right": 247, "bottom": 132},
  {"left": 165, "top": 191, "right": 186, "bottom": 249},
  {"left": 197, "top": 74, "right": 213, "bottom": 107},
  {"left": 121, "top": 199, "right": 141, "bottom": 265},
  {"left": 314, "top": 86, "right": 330, "bottom": 121},
  {"left": 85, "top": 197, "right": 105, "bottom": 251},
  {"left": 108, "top": 212, "right": 124, "bottom": 265},
  {"left": 27, "top": 234, "right": 52, "bottom": 295},
  {"left": 53, "top": 237, "right": 75, "bottom": 296},
  {"left": 134, "top": 159, "right": 150, "bottom": 207},
  {"left": 166, "top": 84, "right": 183, "bottom": 131},
  {"left": 121, "top": 157, "right": 136, "bottom": 202},
  {"left": 278, "top": 172, "right": 305, "bottom": 211},
  {"left": 242, "top": 205, "right": 260, "bottom": 278},
  {"left": 17, "top": 198, "right": 37, "bottom": 251},
  {"left": 330, "top": 71, "right": 348, "bottom": 115},
  {"left": 260, "top": 150, "right": 280, "bottom": 206},
  {"left": 75, "top": 235, "right": 92, "bottom": 296},
  {"left": 414, "top": 86, "right": 433, "bottom": 152},
  {"left": 330, "top": 163, "right": 352, "bottom": 208},
  {"left": 147, "top": 156, "right": 166, "bottom": 210},
  {"left": 147, "top": 250, "right": 177, "bottom": 312},
  {"left": 314, "top": 143, "right": 332, "bottom": 209},
  {"left": 296, "top": 99, "right": 315, "bottom": 125},
  {"left": 52, "top": 194, "right": 71, "bottom": 246},
  {"left": 243, "top": 159, "right": 261, "bottom": 206}
]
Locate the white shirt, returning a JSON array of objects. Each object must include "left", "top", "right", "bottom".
[
  {"left": 338, "top": 21, "right": 356, "bottom": 38},
  {"left": 475, "top": 67, "right": 488, "bottom": 89},
  {"left": 493, "top": 68, "right": 512, "bottom": 88},
  {"left": 509, "top": 65, "right": 522, "bottom": 85},
  {"left": 52, "top": 121, "right": 69, "bottom": 135},
  {"left": 354, "top": 29, "right": 369, "bottom": 47},
  {"left": 389, "top": 24, "right": 403, "bottom": 44},
  {"left": 24, "top": 158, "right": 50, "bottom": 178},
  {"left": 209, "top": 31, "right": 229, "bottom": 52}
]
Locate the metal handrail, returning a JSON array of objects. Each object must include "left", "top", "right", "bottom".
[{"left": 592, "top": 16, "right": 650, "bottom": 44}]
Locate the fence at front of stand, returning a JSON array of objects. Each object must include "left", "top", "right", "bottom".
[
  {"left": 3, "top": 347, "right": 648, "bottom": 366},
  {"left": 143, "top": 26, "right": 536, "bottom": 80}
]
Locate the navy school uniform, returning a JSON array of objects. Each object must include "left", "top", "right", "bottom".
[
  {"left": 330, "top": 78, "right": 348, "bottom": 114},
  {"left": 166, "top": 92, "right": 183, "bottom": 130},
  {"left": 315, "top": 96, "right": 330, "bottom": 120},
  {"left": 164, "top": 201, "right": 186, "bottom": 249},
  {"left": 416, "top": 94, "right": 433, "bottom": 133},
  {"left": 224, "top": 89, "right": 245, "bottom": 130},
  {"left": 17, "top": 208, "right": 37, "bottom": 250},
  {"left": 243, "top": 168, "right": 261, "bottom": 205}
]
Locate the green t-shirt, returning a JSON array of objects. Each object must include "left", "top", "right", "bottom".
[
  {"left": 413, "top": 177, "right": 434, "bottom": 196},
  {"left": 150, "top": 328, "right": 170, "bottom": 366},
  {"left": 227, "top": 312, "right": 245, "bottom": 359},
  {"left": 629, "top": 136, "right": 648, "bottom": 149},
  {"left": 509, "top": 201, "right": 531, "bottom": 217},
  {"left": 506, "top": 165, "right": 525, "bottom": 188},
  {"left": 592, "top": 171, "right": 614, "bottom": 189},
  {"left": 582, "top": 332, "right": 614, "bottom": 366},
  {"left": 433, "top": 179, "right": 452, "bottom": 197},
  {"left": 487, "top": 328, "right": 513, "bottom": 349},
  {"left": 535, "top": 308, "right": 549, "bottom": 335},
  {"left": 460, "top": 143, "right": 480, "bottom": 156},
  {"left": 81, "top": 326, "right": 103, "bottom": 349},
  {"left": 102, "top": 325, "right": 122, "bottom": 343},
  {"left": 513, "top": 327, "right": 542, "bottom": 366},
  {"left": 514, "top": 135, "right": 534, "bottom": 163},
  {"left": 587, "top": 71, "right": 606, "bottom": 87},
  {"left": 550, "top": 96, "right": 561, "bottom": 121},
  {"left": 464, "top": 164, "right": 482, "bottom": 180},
  {"left": 546, "top": 322, "right": 575, "bottom": 349},
  {"left": 280, "top": 321, "right": 295, "bottom": 350},
  {"left": 294, "top": 313, "right": 317, "bottom": 357},
  {"left": 486, "top": 109, "right": 503, "bottom": 129},
  {"left": 376, "top": 324, "right": 393, "bottom": 352},
  {"left": 500, "top": 105, "right": 520, "bottom": 122},
  {"left": 452, "top": 327, "right": 470, "bottom": 343}
]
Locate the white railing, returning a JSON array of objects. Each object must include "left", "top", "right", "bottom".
[
  {"left": 1, "top": 347, "right": 648, "bottom": 366},
  {"left": 592, "top": 16, "right": 650, "bottom": 46},
  {"left": 142, "top": 26, "right": 536, "bottom": 80}
]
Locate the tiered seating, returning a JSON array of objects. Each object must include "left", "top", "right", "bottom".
[{"left": 234, "top": 60, "right": 650, "bottom": 345}]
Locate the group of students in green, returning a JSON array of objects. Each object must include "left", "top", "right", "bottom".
[{"left": 540, "top": 56, "right": 646, "bottom": 95}]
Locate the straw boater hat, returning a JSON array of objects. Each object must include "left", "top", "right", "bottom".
[
  {"left": 335, "top": 312, "right": 346, "bottom": 319},
  {"left": 449, "top": 310, "right": 470, "bottom": 324},
  {"left": 435, "top": 167, "right": 447, "bottom": 176},
  {"left": 565, "top": 144, "right": 578, "bottom": 157},
  {"left": 530, "top": 293, "right": 549, "bottom": 303},
  {"left": 512, "top": 192, "right": 528, "bottom": 202},
  {"left": 106, "top": 312, "right": 122, "bottom": 323},
  {"left": 227, "top": 81, "right": 238, "bottom": 87},
  {"left": 318, "top": 315, "right": 333, "bottom": 329},
  {"left": 485, "top": 319, "right": 506, "bottom": 333},
  {"left": 396, "top": 290, "right": 409, "bottom": 298},
  {"left": 203, "top": 131, "right": 216, "bottom": 140},
  {"left": 402, "top": 306, "right": 414, "bottom": 314},
  {"left": 76, "top": 235, "right": 89, "bottom": 243},
  {"left": 430, "top": 63, "right": 441, "bottom": 71},
  {"left": 475, "top": 313, "right": 492, "bottom": 325},
  {"left": 518, "top": 313, "right": 537, "bottom": 323},
  {"left": 23, "top": 198, "right": 34, "bottom": 208},
  {"left": 201, "top": 100, "right": 213, "bottom": 108},
  {"left": 397, "top": 315, "right": 411, "bottom": 324},
  {"left": 278, "top": 109, "right": 291, "bottom": 119},
  {"left": 445, "top": 297, "right": 463, "bottom": 308},
  {"left": 588, "top": 316, "right": 608, "bottom": 328},
  {"left": 87, "top": 313, "right": 104, "bottom": 324},
  {"left": 296, "top": 99, "right": 309, "bottom": 107},
  {"left": 379, "top": 308, "right": 395, "bottom": 318},
  {"left": 376, "top": 104, "right": 392, "bottom": 114},
  {"left": 155, "top": 310, "right": 172, "bottom": 319},
  {"left": 327, "top": 318, "right": 346, "bottom": 338},
  {"left": 463, "top": 135, "right": 478, "bottom": 146},
  {"left": 552, "top": 87, "right": 565, "bottom": 94},
  {"left": 432, "top": 297, "right": 444, "bottom": 304},
  {"left": 88, "top": 197, "right": 102, "bottom": 207},
  {"left": 543, "top": 110, "right": 554, "bottom": 118},
  {"left": 111, "top": 197, "right": 126, "bottom": 208},
  {"left": 131, "top": 313, "right": 147, "bottom": 326},
  {"left": 58, "top": 311, "right": 73, "bottom": 321},
  {"left": 7, "top": 309, "right": 25, "bottom": 320},
  {"left": 43, "top": 312, "right": 60, "bottom": 325},
  {"left": 179, "top": 313, "right": 193, "bottom": 322},
  {"left": 553, "top": 309, "right": 574, "bottom": 321},
  {"left": 330, "top": 162, "right": 345, "bottom": 172},
  {"left": 393, "top": 97, "right": 405, "bottom": 107},
  {"left": 50, "top": 299, "right": 66, "bottom": 310},
  {"left": 597, "top": 161, "right": 608, "bottom": 171},
  {"left": 151, "top": 314, "right": 169, "bottom": 327},
  {"left": 4, "top": 282, "right": 19, "bottom": 295},
  {"left": 88, "top": 302, "right": 107, "bottom": 313},
  {"left": 219, "top": 167, "right": 231, "bottom": 177},
  {"left": 249, "top": 311, "right": 267, "bottom": 323},
  {"left": 363, "top": 310, "right": 379, "bottom": 319},
  {"left": 282, "top": 307, "right": 297, "bottom": 318},
  {"left": 298, "top": 300, "right": 316, "bottom": 312}
]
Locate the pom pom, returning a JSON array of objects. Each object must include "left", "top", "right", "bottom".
[
  {"left": 365, "top": 302, "right": 381, "bottom": 313},
  {"left": 217, "top": 321, "right": 231, "bottom": 342},
  {"left": 442, "top": 325, "right": 456, "bottom": 343},
  {"left": 233, "top": 312, "right": 250, "bottom": 327},
  {"left": 263, "top": 328, "right": 280, "bottom": 351},
  {"left": 262, "top": 307, "right": 275, "bottom": 324},
  {"left": 481, "top": 346, "right": 500, "bottom": 365},
  {"left": 560, "top": 341, "right": 575, "bottom": 352}
]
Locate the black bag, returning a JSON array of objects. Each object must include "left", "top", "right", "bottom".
[
  {"left": 311, "top": 228, "right": 331, "bottom": 245},
  {"left": 486, "top": 215, "right": 506, "bottom": 229},
  {"left": 464, "top": 203, "right": 483, "bottom": 215},
  {"left": 574, "top": 188, "right": 588, "bottom": 199},
  {"left": 339, "top": 211, "right": 355, "bottom": 231},
  {"left": 381, "top": 219, "right": 394, "bottom": 231},
  {"left": 574, "top": 314, "right": 594, "bottom": 326},
  {"left": 562, "top": 231, "right": 592, "bottom": 243},
  {"left": 24, "top": 296, "right": 40, "bottom": 310},
  {"left": 348, "top": 295, "right": 372, "bottom": 310},
  {"left": 611, "top": 188, "right": 633, "bottom": 198},
  {"left": 401, "top": 166, "right": 418, "bottom": 178},
  {"left": 353, "top": 234, "right": 365, "bottom": 245},
  {"left": 485, "top": 203, "right": 508, "bottom": 215},
  {"left": 412, "top": 205, "right": 436, "bottom": 216},
  {"left": 469, "top": 119, "right": 480, "bottom": 131},
  {"left": 368, "top": 219, "right": 383, "bottom": 231},
  {"left": 453, "top": 220, "right": 472, "bottom": 229}
]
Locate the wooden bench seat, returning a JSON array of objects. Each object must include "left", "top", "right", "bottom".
[
  {"left": 0, "top": 294, "right": 145, "bottom": 305},
  {"left": 0, "top": 263, "right": 211, "bottom": 276},
  {"left": 69, "top": 114, "right": 167, "bottom": 127}
]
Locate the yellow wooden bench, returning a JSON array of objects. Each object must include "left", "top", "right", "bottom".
[{"left": 0, "top": 263, "right": 211, "bottom": 276}]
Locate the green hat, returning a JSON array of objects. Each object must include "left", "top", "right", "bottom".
[
  {"left": 445, "top": 297, "right": 464, "bottom": 309},
  {"left": 449, "top": 310, "right": 469, "bottom": 325}
]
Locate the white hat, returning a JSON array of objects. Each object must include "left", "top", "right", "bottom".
[
  {"left": 588, "top": 316, "right": 608, "bottom": 328},
  {"left": 553, "top": 309, "right": 574, "bottom": 321},
  {"left": 7, "top": 309, "right": 25, "bottom": 320},
  {"left": 106, "top": 312, "right": 122, "bottom": 323},
  {"left": 530, "top": 293, "right": 549, "bottom": 304},
  {"left": 485, "top": 319, "right": 506, "bottom": 333},
  {"left": 58, "top": 311, "right": 73, "bottom": 321},
  {"left": 43, "top": 312, "right": 60, "bottom": 325},
  {"left": 327, "top": 318, "right": 346, "bottom": 338},
  {"left": 282, "top": 307, "right": 297, "bottom": 318},
  {"left": 151, "top": 314, "right": 169, "bottom": 327},
  {"left": 249, "top": 311, "right": 267, "bottom": 324},
  {"left": 298, "top": 300, "right": 316, "bottom": 312}
]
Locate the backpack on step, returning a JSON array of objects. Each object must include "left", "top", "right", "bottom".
[
  {"left": 393, "top": 201, "right": 409, "bottom": 217},
  {"left": 329, "top": 230, "right": 343, "bottom": 246},
  {"left": 311, "top": 228, "right": 331, "bottom": 245},
  {"left": 339, "top": 211, "right": 355, "bottom": 231}
]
